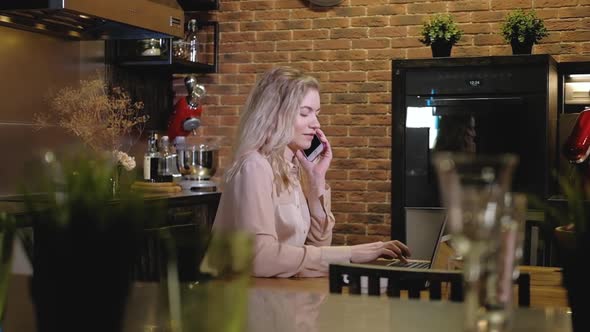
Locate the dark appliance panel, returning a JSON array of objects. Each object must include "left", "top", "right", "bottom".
[{"left": 391, "top": 55, "right": 558, "bottom": 243}]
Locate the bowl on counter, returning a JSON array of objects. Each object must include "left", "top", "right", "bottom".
[{"left": 177, "top": 143, "right": 218, "bottom": 181}]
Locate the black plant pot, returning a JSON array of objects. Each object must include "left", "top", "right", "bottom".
[
  {"left": 32, "top": 219, "right": 139, "bottom": 332},
  {"left": 556, "top": 230, "right": 590, "bottom": 332},
  {"left": 431, "top": 42, "right": 453, "bottom": 58},
  {"left": 510, "top": 40, "right": 534, "bottom": 55}
]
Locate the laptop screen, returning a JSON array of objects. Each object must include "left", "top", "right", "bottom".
[{"left": 404, "top": 207, "right": 447, "bottom": 262}]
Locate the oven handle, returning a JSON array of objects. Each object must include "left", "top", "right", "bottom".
[{"left": 427, "top": 96, "right": 524, "bottom": 107}]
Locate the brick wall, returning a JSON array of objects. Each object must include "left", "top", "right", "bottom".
[{"left": 180, "top": 0, "right": 590, "bottom": 245}]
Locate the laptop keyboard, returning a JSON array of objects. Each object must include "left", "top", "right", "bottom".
[{"left": 387, "top": 260, "right": 430, "bottom": 269}]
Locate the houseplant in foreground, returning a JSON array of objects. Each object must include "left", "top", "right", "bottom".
[
  {"left": 22, "top": 148, "right": 162, "bottom": 332},
  {"left": 419, "top": 13, "right": 463, "bottom": 57},
  {"left": 501, "top": 9, "right": 548, "bottom": 55},
  {"left": 533, "top": 168, "right": 590, "bottom": 332}
]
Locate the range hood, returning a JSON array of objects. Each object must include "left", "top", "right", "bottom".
[{"left": 0, "top": 0, "right": 184, "bottom": 40}]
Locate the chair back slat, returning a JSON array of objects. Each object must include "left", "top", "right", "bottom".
[
  {"left": 429, "top": 280, "right": 442, "bottom": 300},
  {"left": 368, "top": 275, "right": 380, "bottom": 296},
  {"left": 349, "top": 273, "right": 361, "bottom": 295}
]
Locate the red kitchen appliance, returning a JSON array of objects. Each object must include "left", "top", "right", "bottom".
[
  {"left": 563, "top": 107, "right": 590, "bottom": 164},
  {"left": 167, "top": 75, "right": 218, "bottom": 192},
  {"left": 167, "top": 75, "right": 205, "bottom": 142}
]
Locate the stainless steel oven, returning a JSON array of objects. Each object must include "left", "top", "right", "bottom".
[{"left": 391, "top": 55, "right": 558, "bottom": 245}]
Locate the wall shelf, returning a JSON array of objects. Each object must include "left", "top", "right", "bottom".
[
  {"left": 106, "top": 21, "right": 219, "bottom": 74},
  {"left": 177, "top": 0, "right": 219, "bottom": 11}
]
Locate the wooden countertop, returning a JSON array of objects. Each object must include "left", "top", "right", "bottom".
[{"left": 253, "top": 263, "right": 569, "bottom": 309}]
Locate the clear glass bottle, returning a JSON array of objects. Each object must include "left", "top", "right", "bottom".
[
  {"left": 185, "top": 19, "right": 199, "bottom": 63},
  {"left": 143, "top": 132, "right": 160, "bottom": 182}
]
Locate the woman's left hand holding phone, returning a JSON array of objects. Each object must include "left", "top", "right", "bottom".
[{"left": 295, "top": 129, "right": 332, "bottom": 194}]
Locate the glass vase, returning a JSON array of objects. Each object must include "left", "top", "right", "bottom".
[
  {"left": 111, "top": 164, "right": 123, "bottom": 197},
  {"left": 433, "top": 152, "right": 519, "bottom": 332}
]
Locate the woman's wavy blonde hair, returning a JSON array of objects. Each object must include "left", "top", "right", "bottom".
[{"left": 224, "top": 67, "right": 319, "bottom": 193}]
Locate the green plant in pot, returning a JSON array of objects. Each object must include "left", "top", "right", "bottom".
[
  {"left": 419, "top": 13, "right": 463, "bottom": 58},
  {"left": 532, "top": 168, "right": 590, "bottom": 331},
  {"left": 501, "top": 9, "right": 548, "bottom": 55},
  {"left": 22, "top": 147, "right": 163, "bottom": 332}
]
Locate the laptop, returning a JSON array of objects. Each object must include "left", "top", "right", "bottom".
[{"left": 385, "top": 207, "right": 447, "bottom": 269}]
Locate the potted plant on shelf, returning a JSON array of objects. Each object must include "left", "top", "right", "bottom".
[
  {"left": 501, "top": 9, "right": 548, "bottom": 55},
  {"left": 419, "top": 13, "right": 463, "bottom": 58}
]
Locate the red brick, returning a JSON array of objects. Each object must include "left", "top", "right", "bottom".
[
  {"left": 257, "top": 31, "right": 291, "bottom": 41},
  {"left": 369, "top": 137, "right": 392, "bottom": 147},
  {"left": 313, "top": 40, "right": 351, "bottom": 50},
  {"left": 351, "top": 16, "right": 389, "bottom": 27},
  {"left": 350, "top": 148, "right": 389, "bottom": 159},
  {"left": 352, "top": 38, "right": 391, "bottom": 49},
  {"left": 293, "top": 30, "right": 330, "bottom": 40},
  {"left": 367, "top": 5, "right": 406, "bottom": 16},
  {"left": 221, "top": 32, "right": 256, "bottom": 43},
  {"left": 334, "top": 223, "right": 367, "bottom": 234},
  {"left": 254, "top": 10, "right": 291, "bottom": 21},
  {"left": 328, "top": 49, "right": 368, "bottom": 60},
  {"left": 331, "top": 28, "right": 369, "bottom": 39},
  {"left": 275, "top": 20, "right": 312, "bottom": 30},
  {"left": 407, "top": 2, "right": 447, "bottom": 14},
  {"left": 331, "top": 159, "right": 369, "bottom": 169},
  {"left": 370, "top": 26, "right": 407, "bottom": 38},
  {"left": 349, "top": 213, "right": 386, "bottom": 224},
  {"left": 276, "top": 40, "right": 313, "bottom": 51},
  {"left": 349, "top": 191, "right": 388, "bottom": 202},
  {"left": 291, "top": 51, "right": 331, "bottom": 62},
  {"left": 313, "top": 62, "right": 351, "bottom": 72},
  {"left": 351, "top": 60, "right": 390, "bottom": 71},
  {"left": 240, "top": 21, "right": 275, "bottom": 31},
  {"left": 448, "top": 1, "right": 490, "bottom": 12},
  {"left": 367, "top": 224, "right": 391, "bottom": 236},
  {"left": 240, "top": 1, "right": 275, "bottom": 11},
  {"left": 331, "top": 6, "right": 367, "bottom": 17},
  {"left": 313, "top": 18, "right": 350, "bottom": 29}
]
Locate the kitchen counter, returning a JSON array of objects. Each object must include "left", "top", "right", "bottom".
[{"left": 0, "top": 190, "right": 221, "bottom": 227}]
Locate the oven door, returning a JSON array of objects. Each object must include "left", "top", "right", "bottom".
[{"left": 403, "top": 94, "right": 548, "bottom": 209}]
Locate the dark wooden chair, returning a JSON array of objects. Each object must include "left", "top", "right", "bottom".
[{"left": 329, "top": 263, "right": 531, "bottom": 307}]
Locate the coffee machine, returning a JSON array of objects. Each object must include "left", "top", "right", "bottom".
[{"left": 167, "top": 75, "right": 218, "bottom": 192}]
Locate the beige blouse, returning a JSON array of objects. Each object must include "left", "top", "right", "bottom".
[{"left": 210, "top": 151, "right": 351, "bottom": 277}]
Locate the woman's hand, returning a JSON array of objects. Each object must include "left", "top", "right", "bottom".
[
  {"left": 350, "top": 241, "right": 411, "bottom": 264},
  {"left": 294, "top": 129, "right": 332, "bottom": 189}
]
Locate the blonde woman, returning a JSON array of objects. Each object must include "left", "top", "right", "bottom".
[{"left": 209, "top": 67, "right": 410, "bottom": 277}]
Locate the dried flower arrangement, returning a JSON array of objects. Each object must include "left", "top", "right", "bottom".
[{"left": 34, "top": 78, "right": 148, "bottom": 171}]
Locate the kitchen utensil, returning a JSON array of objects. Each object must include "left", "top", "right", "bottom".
[{"left": 177, "top": 144, "right": 218, "bottom": 181}]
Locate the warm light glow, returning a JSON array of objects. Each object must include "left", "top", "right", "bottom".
[
  {"left": 0, "top": 16, "right": 11, "bottom": 23},
  {"left": 68, "top": 30, "right": 81, "bottom": 38},
  {"left": 78, "top": 14, "right": 90, "bottom": 19},
  {"left": 567, "top": 82, "right": 590, "bottom": 93},
  {"left": 569, "top": 74, "right": 590, "bottom": 79},
  {"left": 34, "top": 23, "right": 46, "bottom": 30}
]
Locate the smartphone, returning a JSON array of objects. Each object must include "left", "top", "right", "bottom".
[{"left": 303, "top": 134, "right": 325, "bottom": 161}]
